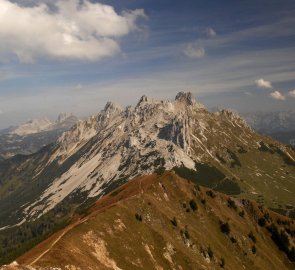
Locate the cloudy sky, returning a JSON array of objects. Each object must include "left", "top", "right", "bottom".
[{"left": 0, "top": 0, "right": 295, "bottom": 128}]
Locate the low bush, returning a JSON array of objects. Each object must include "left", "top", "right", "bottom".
[
  {"left": 207, "top": 246, "right": 214, "bottom": 259},
  {"left": 267, "top": 224, "right": 289, "bottom": 253},
  {"left": 227, "top": 198, "right": 237, "bottom": 210},
  {"left": 248, "top": 231, "right": 256, "bottom": 243},
  {"left": 206, "top": 190, "right": 216, "bottom": 198},
  {"left": 230, "top": 236, "right": 237, "bottom": 243},
  {"left": 220, "top": 222, "right": 230, "bottom": 235},
  {"left": 135, "top": 213, "right": 142, "bottom": 222},
  {"left": 288, "top": 247, "right": 295, "bottom": 262},
  {"left": 220, "top": 257, "right": 225, "bottom": 268},
  {"left": 189, "top": 199, "right": 198, "bottom": 211},
  {"left": 171, "top": 217, "right": 177, "bottom": 227},
  {"left": 239, "top": 210, "right": 245, "bottom": 217},
  {"left": 258, "top": 217, "right": 266, "bottom": 227}
]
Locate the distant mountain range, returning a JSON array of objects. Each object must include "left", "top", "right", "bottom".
[
  {"left": 241, "top": 111, "right": 295, "bottom": 146},
  {"left": 209, "top": 108, "right": 295, "bottom": 146},
  {"left": 0, "top": 113, "right": 78, "bottom": 159},
  {"left": 0, "top": 93, "right": 294, "bottom": 267}
]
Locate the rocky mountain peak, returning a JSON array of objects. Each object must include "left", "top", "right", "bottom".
[
  {"left": 56, "top": 112, "right": 75, "bottom": 123},
  {"left": 136, "top": 94, "right": 153, "bottom": 108},
  {"left": 103, "top": 101, "right": 122, "bottom": 113},
  {"left": 97, "top": 102, "right": 123, "bottom": 125},
  {"left": 175, "top": 91, "right": 196, "bottom": 105},
  {"left": 218, "top": 109, "right": 251, "bottom": 130},
  {"left": 175, "top": 91, "right": 205, "bottom": 110}
]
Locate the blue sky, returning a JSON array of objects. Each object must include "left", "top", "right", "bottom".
[{"left": 0, "top": 0, "right": 295, "bottom": 128}]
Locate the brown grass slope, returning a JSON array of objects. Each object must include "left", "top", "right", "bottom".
[{"left": 12, "top": 172, "right": 295, "bottom": 270}]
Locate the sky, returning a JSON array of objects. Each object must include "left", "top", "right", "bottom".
[{"left": 0, "top": 0, "right": 295, "bottom": 129}]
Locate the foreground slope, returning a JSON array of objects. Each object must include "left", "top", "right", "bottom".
[{"left": 9, "top": 172, "right": 295, "bottom": 270}]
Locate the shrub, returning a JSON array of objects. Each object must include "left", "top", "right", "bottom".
[
  {"left": 277, "top": 218, "right": 290, "bottom": 226},
  {"left": 207, "top": 246, "right": 214, "bottom": 259},
  {"left": 248, "top": 231, "right": 256, "bottom": 243},
  {"left": 189, "top": 199, "right": 198, "bottom": 211},
  {"left": 239, "top": 210, "right": 245, "bottom": 217},
  {"left": 230, "top": 236, "right": 237, "bottom": 243},
  {"left": 227, "top": 198, "right": 237, "bottom": 210},
  {"left": 288, "top": 247, "right": 295, "bottom": 262},
  {"left": 206, "top": 190, "right": 216, "bottom": 198},
  {"left": 277, "top": 218, "right": 282, "bottom": 225},
  {"left": 258, "top": 217, "right": 266, "bottom": 227},
  {"left": 135, "top": 213, "right": 142, "bottom": 222},
  {"left": 267, "top": 224, "right": 295, "bottom": 262},
  {"left": 201, "top": 199, "right": 206, "bottom": 205},
  {"left": 251, "top": 245, "right": 257, "bottom": 254},
  {"left": 263, "top": 212, "right": 270, "bottom": 221},
  {"left": 184, "top": 229, "right": 190, "bottom": 239},
  {"left": 171, "top": 217, "right": 177, "bottom": 227},
  {"left": 267, "top": 224, "right": 289, "bottom": 253},
  {"left": 220, "top": 257, "right": 225, "bottom": 268},
  {"left": 220, "top": 222, "right": 230, "bottom": 235}
]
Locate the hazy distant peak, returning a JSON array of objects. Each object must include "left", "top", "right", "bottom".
[
  {"left": 56, "top": 112, "right": 75, "bottom": 123},
  {"left": 8, "top": 113, "right": 78, "bottom": 137},
  {"left": 11, "top": 118, "right": 53, "bottom": 136}
]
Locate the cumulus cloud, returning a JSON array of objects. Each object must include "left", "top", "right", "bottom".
[
  {"left": 270, "top": 91, "right": 285, "bottom": 100},
  {"left": 255, "top": 78, "right": 272, "bottom": 89},
  {"left": 205, "top": 27, "right": 216, "bottom": 37},
  {"left": 183, "top": 43, "right": 205, "bottom": 59},
  {"left": 289, "top": 89, "right": 295, "bottom": 98},
  {"left": 0, "top": 0, "right": 146, "bottom": 62}
]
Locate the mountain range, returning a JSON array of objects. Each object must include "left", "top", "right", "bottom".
[
  {"left": 242, "top": 111, "right": 295, "bottom": 146},
  {"left": 0, "top": 113, "right": 78, "bottom": 159},
  {"left": 0, "top": 92, "right": 294, "bottom": 267}
]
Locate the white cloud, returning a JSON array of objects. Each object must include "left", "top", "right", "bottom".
[
  {"left": 205, "top": 27, "right": 216, "bottom": 37},
  {"left": 289, "top": 89, "right": 295, "bottom": 98},
  {"left": 0, "top": 0, "right": 146, "bottom": 62},
  {"left": 255, "top": 78, "right": 272, "bottom": 89},
  {"left": 183, "top": 43, "right": 205, "bottom": 59},
  {"left": 270, "top": 91, "right": 286, "bottom": 100}
]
